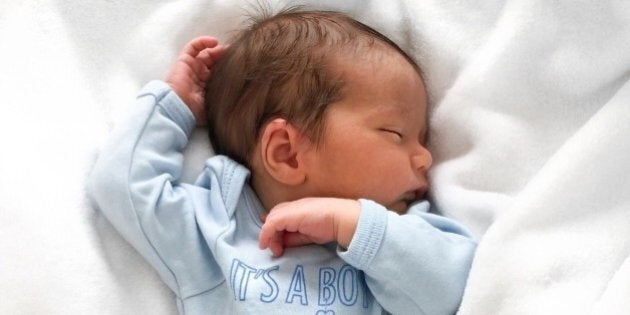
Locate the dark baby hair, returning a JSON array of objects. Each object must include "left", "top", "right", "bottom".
[{"left": 205, "top": 8, "right": 420, "bottom": 167}]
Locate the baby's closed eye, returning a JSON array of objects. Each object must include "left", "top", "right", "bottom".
[{"left": 379, "top": 128, "right": 403, "bottom": 141}]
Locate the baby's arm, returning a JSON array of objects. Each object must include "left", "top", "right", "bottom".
[
  {"left": 343, "top": 200, "right": 476, "bottom": 314},
  {"left": 259, "top": 198, "right": 476, "bottom": 315},
  {"left": 88, "top": 37, "right": 227, "bottom": 296},
  {"left": 258, "top": 198, "right": 361, "bottom": 257}
]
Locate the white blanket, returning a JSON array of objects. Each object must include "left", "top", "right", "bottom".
[{"left": 2, "top": 0, "right": 629, "bottom": 314}]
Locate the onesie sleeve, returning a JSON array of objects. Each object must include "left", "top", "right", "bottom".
[
  {"left": 87, "top": 81, "right": 218, "bottom": 299},
  {"left": 338, "top": 199, "right": 477, "bottom": 315}
]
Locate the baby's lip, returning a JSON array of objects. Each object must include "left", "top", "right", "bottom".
[
  {"left": 389, "top": 185, "right": 429, "bottom": 213},
  {"left": 415, "top": 184, "right": 429, "bottom": 199},
  {"left": 402, "top": 185, "right": 429, "bottom": 203}
]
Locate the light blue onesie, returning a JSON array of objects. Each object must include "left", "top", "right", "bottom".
[{"left": 88, "top": 81, "right": 477, "bottom": 315}]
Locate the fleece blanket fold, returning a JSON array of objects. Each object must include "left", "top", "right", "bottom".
[{"left": 1, "top": 0, "right": 628, "bottom": 314}]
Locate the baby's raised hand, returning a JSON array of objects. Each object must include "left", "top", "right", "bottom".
[
  {"left": 165, "top": 36, "right": 227, "bottom": 125},
  {"left": 259, "top": 198, "right": 361, "bottom": 257}
]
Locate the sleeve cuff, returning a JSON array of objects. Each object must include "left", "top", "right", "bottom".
[
  {"left": 338, "top": 199, "right": 388, "bottom": 270},
  {"left": 137, "top": 80, "right": 196, "bottom": 136}
]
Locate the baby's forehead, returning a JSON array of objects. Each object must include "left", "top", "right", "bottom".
[
  {"left": 331, "top": 48, "right": 423, "bottom": 87},
  {"left": 328, "top": 43, "right": 422, "bottom": 82},
  {"left": 324, "top": 49, "right": 427, "bottom": 119},
  {"left": 338, "top": 44, "right": 414, "bottom": 70}
]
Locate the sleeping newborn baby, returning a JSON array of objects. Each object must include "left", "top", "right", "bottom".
[{"left": 88, "top": 8, "right": 476, "bottom": 315}]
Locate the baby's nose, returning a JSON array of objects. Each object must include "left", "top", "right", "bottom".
[{"left": 411, "top": 147, "right": 433, "bottom": 172}]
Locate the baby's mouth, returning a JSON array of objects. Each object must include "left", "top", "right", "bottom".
[
  {"left": 405, "top": 185, "right": 428, "bottom": 202},
  {"left": 397, "top": 185, "right": 429, "bottom": 210},
  {"left": 387, "top": 185, "right": 429, "bottom": 214}
]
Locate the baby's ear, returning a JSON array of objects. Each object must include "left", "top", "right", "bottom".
[{"left": 258, "top": 119, "right": 310, "bottom": 186}]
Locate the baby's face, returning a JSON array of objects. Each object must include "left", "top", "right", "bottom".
[{"left": 301, "top": 51, "right": 432, "bottom": 214}]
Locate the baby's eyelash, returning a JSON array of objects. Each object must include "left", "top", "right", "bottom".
[
  {"left": 390, "top": 130, "right": 403, "bottom": 138},
  {"left": 381, "top": 128, "right": 403, "bottom": 139}
]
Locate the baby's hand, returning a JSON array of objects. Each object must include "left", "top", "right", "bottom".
[
  {"left": 165, "top": 36, "right": 227, "bottom": 126},
  {"left": 258, "top": 198, "right": 361, "bottom": 257}
]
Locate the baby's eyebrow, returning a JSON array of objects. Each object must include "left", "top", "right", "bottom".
[{"left": 371, "top": 103, "right": 408, "bottom": 116}]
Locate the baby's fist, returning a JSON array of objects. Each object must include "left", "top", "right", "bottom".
[{"left": 165, "top": 36, "right": 227, "bottom": 125}]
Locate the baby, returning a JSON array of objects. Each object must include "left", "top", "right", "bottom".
[{"left": 89, "top": 8, "right": 476, "bottom": 315}]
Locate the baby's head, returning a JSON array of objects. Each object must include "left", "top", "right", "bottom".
[{"left": 206, "top": 9, "right": 432, "bottom": 213}]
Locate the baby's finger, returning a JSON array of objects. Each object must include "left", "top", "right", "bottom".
[
  {"left": 259, "top": 212, "right": 288, "bottom": 244},
  {"left": 198, "top": 45, "right": 228, "bottom": 68},
  {"left": 182, "top": 36, "right": 219, "bottom": 57},
  {"left": 176, "top": 53, "right": 210, "bottom": 84},
  {"left": 208, "top": 44, "right": 228, "bottom": 60},
  {"left": 259, "top": 229, "right": 285, "bottom": 257},
  {"left": 269, "top": 234, "right": 285, "bottom": 257},
  {"left": 283, "top": 233, "right": 314, "bottom": 248},
  {"left": 258, "top": 223, "right": 276, "bottom": 249}
]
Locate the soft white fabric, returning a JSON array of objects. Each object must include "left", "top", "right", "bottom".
[{"left": 1, "top": 0, "right": 628, "bottom": 314}]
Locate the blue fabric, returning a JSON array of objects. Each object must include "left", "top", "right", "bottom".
[{"left": 88, "top": 80, "right": 476, "bottom": 314}]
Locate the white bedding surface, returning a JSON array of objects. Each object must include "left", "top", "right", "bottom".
[{"left": 1, "top": 1, "right": 629, "bottom": 314}]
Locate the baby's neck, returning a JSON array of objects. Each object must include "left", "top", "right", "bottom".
[
  {"left": 250, "top": 172, "right": 312, "bottom": 212},
  {"left": 250, "top": 173, "right": 287, "bottom": 212}
]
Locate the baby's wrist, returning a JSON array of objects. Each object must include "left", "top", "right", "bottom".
[
  {"left": 334, "top": 199, "right": 361, "bottom": 249},
  {"left": 165, "top": 82, "right": 186, "bottom": 105}
]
